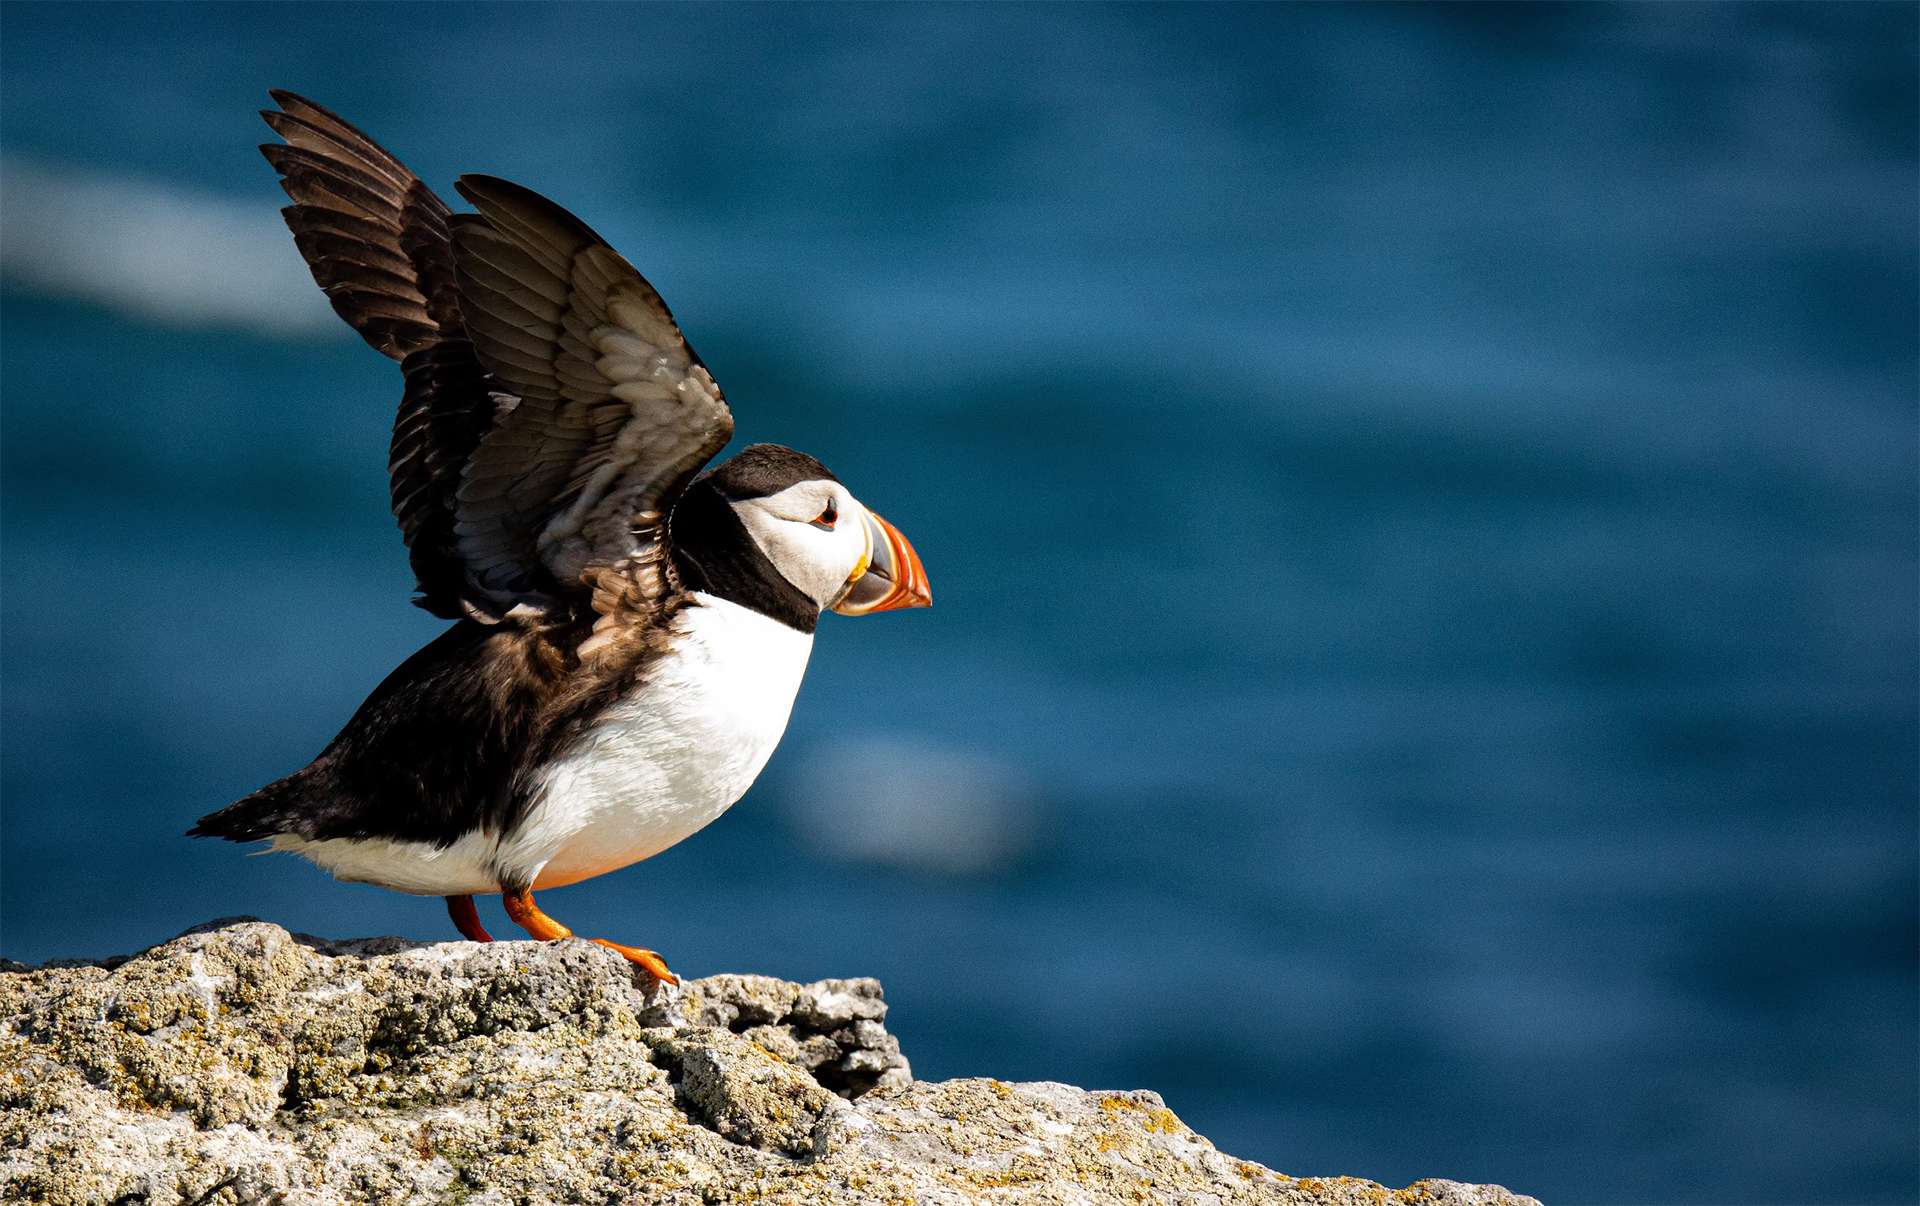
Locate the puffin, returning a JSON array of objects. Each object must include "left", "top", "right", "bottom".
[{"left": 189, "top": 92, "right": 932, "bottom": 984}]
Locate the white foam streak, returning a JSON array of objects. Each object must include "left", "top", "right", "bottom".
[
  {"left": 786, "top": 735, "right": 1037, "bottom": 875},
  {"left": 0, "top": 156, "right": 334, "bottom": 336}
]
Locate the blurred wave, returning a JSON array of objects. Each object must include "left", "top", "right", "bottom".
[
  {"left": 0, "top": 157, "right": 332, "bottom": 335},
  {"left": 783, "top": 736, "right": 1039, "bottom": 875}
]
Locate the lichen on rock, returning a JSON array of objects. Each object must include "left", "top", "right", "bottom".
[{"left": 0, "top": 920, "right": 1542, "bottom": 1205}]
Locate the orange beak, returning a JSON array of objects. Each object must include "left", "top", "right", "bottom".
[{"left": 832, "top": 509, "right": 932, "bottom": 615}]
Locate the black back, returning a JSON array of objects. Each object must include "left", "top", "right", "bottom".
[{"left": 188, "top": 622, "right": 558, "bottom": 847}]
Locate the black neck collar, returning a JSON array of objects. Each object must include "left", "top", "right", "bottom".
[{"left": 669, "top": 482, "right": 819, "bottom": 633}]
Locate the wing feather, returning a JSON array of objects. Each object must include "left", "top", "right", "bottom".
[
  {"left": 261, "top": 91, "right": 494, "bottom": 619},
  {"left": 262, "top": 95, "right": 731, "bottom": 629},
  {"left": 447, "top": 175, "right": 733, "bottom": 618}
]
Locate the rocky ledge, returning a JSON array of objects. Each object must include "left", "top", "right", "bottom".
[{"left": 0, "top": 920, "right": 1539, "bottom": 1205}]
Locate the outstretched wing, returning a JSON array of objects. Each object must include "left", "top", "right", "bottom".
[
  {"left": 261, "top": 95, "right": 732, "bottom": 627},
  {"left": 261, "top": 92, "right": 504, "bottom": 620},
  {"left": 447, "top": 175, "right": 734, "bottom": 623}
]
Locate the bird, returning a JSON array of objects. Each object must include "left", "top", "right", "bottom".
[{"left": 189, "top": 91, "right": 931, "bottom": 984}]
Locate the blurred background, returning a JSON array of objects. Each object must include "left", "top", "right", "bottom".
[{"left": 2, "top": 4, "right": 1914, "bottom": 1202}]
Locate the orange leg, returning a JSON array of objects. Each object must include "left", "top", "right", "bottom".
[
  {"left": 500, "top": 887, "right": 678, "bottom": 985},
  {"left": 446, "top": 895, "right": 494, "bottom": 942}
]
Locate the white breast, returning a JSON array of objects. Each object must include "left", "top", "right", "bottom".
[
  {"left": 272, "top": 594, "right": 812, "bottom": 897},
  {"left": 504, "top": 592, "right": 814, "bottom": 890}
]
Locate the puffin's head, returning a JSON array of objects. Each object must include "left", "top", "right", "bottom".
[{"left": 673, "top": 444, "right": 931, "bottom": 626}]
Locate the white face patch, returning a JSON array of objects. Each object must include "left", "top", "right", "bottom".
[{"left": 731, "top": 480, "right": 872, "bottom": 609}]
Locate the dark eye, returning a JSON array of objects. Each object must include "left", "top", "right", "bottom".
[{"left": 811, "top": 500, "right": 838, "bottom": 531}]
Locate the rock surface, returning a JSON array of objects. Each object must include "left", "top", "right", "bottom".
[{"left": 1, "top": 920, "right": 1541, "bottom": 1205}]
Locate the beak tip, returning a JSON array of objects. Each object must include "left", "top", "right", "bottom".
[{"left": 831, "top": 509, "right": 931, "bottom": 616}]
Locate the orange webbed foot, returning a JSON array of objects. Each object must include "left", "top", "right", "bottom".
[
  {"left": 500, "top": 887, "right": 679, "bottom": 985},
  {"left": 589, "top": 938, "right": 679, "bottom": 985}
]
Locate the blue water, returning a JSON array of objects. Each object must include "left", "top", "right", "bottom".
[{"left": 3, "top": 5, "right": 1915, "bottom": 1202}]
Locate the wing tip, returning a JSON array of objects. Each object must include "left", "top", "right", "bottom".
[
  {"left": 266, "top": 89, "right": 347, "bottom": 125},
  {"left": 454, "top": 173, "right": 604, "bottom": 248},
  {"left": 452, "top": 173, "right": 529, "bottom": 202}
]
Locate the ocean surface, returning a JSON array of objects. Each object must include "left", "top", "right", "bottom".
[{"left": 2, "top": 5, "right": 1915, "bottom": 1202}]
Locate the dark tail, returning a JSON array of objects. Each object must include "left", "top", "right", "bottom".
[{"left": 187, "top": 774, "right": 312, "bottom": 842}]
